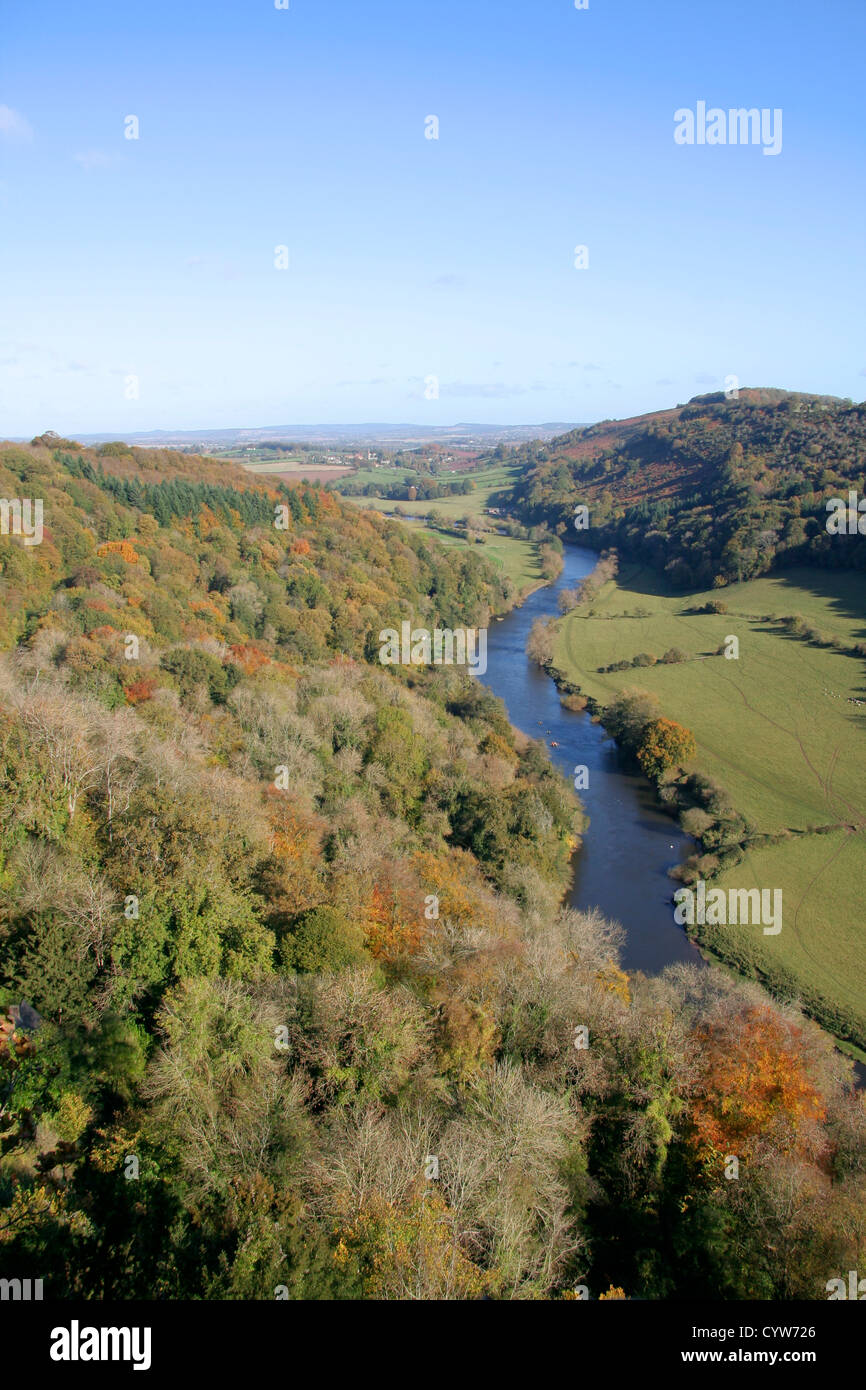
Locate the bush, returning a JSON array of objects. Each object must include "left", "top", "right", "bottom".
[{"left": 680, "top": 807, "right": 715, "bottom": 838}]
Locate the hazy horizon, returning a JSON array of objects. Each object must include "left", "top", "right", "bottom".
[{"left": 16, "top": 385, "right": 864, "bottom": 448}]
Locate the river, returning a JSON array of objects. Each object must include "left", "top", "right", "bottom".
[
  {"left": 480, "top": 541, "right": 866, "bottom": 1084},
  {"left": 481, "top": 542, "right": 701, "bottom": 974}
]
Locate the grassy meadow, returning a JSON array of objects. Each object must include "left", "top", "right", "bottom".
[
  {"left": 343, "top": 463, "right": 545, "bottom": 598},
  {"left": 399, "top": 518, "right": 543, "bottom": 595},
  {"left": 343, "top": 461, "right": 518, "bottom": 518},
  {"left": 554, "top": 562, "right": 866, "bottom": 1045}
]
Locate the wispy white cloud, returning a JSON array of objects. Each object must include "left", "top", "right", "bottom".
[{"left": 0, "top": 105, "right": 33, "bottom": 141}]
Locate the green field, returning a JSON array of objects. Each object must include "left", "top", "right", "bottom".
[
  {"left": 240, "top": 457, "right": 354, "bottom": 477},
  {"left": 337, "top": 464, "right": 415, "bottom": 489},
  {"left": 343, "top": 462, "right": 519, "bottom": 518},
  {"left": 399, "top": 518, "right": 543, "bottom": 596},
  {"left": 554, "top": 562, "right": 866, "bottom": 1045},
  {"left": 344, "top": 464, "right": 544, "bottom": 598}
]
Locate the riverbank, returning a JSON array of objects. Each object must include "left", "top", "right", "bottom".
[
  {"left": 544, "top": 557, "right": 866, "bottom": 1060},
  {"left": 478, "top": 543, "right": 700, "bottom": 976}
]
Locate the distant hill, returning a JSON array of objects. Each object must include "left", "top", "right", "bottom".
[
  {"left": 501, "top": 390, "right": 866, "bottom": 588},
  {"left": 70, "top": 421, "right": 587, "bottom": 451},
  {"left": 0, "top": 432, "right": 508, "bottom": 652}
]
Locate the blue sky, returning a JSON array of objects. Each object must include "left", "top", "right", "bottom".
[{"left": 1, "top": 0, "right": 864, "bottom": 435}]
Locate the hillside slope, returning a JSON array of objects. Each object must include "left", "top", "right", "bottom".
[
  {"left": 0, "top": 432, "right": 864, "bottom": 1301},
  {"left": 503, "top": 390, "right": 866, "bottom": 588}
]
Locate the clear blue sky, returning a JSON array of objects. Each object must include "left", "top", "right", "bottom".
[{"left": 2, "top": 0, "right": 864, "bottom": 435}]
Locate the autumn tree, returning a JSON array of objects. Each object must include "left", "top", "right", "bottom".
[
  {"left": 526, "top": 617, "right": 555, "bottom": 666},
  {"left": 636, "top": 717, "right": 696, "bottom": 779},
  {"left": 688, "top": 1005, "right": 827, "bottom": 1165}
]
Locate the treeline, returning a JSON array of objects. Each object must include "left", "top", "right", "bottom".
[
  {"left": 559, "top": 549, "right": 619, "bottom": 613},
  {"left": 337, "top": 477, "right": 476, "bottom": 501},
  {"left": 61, "top": 451, "right": 289, "bottom": 529},
  {"left": 0, "top": 438, "right": 506, "bottom": 655},
  {"left": 501, "top": 391, "right": 866, "bottom": 589}
]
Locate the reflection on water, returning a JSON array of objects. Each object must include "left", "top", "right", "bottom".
[{"left": 481, "top": 546, "right": 701, "bottom": 974}]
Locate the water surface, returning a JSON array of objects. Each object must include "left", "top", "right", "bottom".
[{"left": 481, "top": 544, "right": 702, "bottom": 974}]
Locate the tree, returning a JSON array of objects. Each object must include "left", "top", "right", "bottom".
[
  {"left": 334, "top": 1189, "right": 488, "bottom": 1300},
  {"left": 280, "top": 906, "right": 367, "bottom": 973},
  {"left": 688, "top": 1006, "right": 827, "bottom": 1165},
  {"left": 636, "top": 718, "right": 696, "bottom": 779},
  {"left": 143, "top": 978, "right": 308, "bottom": 1197},
  {"left": 526, "top": 617, "right": 555, "bottom": 666},
  {"left": 602, "top": 688, "right": 660, "bottom": 747}
]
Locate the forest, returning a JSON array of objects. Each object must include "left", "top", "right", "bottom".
[
  {"left": 500, "top": 390, "right": 866, "bottom": 589},
  {"left": 0, "top": 434, "right": 864, "bottom": 1300}
]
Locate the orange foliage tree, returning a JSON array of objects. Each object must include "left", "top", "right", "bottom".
[
  {"left": 689, "top": 1005, "right": 827, "bottom": 1164},
  {"left": 229, "top": 643, "right": 270, "bottom": 676},
  {"left": 260, "top": 792, "right": 326, "bottom": 920},
  {"left": 123, "top": 675, "right": 158, "bottom": 705},
  {"left": 96, "top": 539, "right": 140, "bottom": 564},
  {"left": 410, "top": 848, "right": 502, "bottom": 936},
  {"left": 362, "top": 876, "right": 424, "bottom": 963},
  {"left": 636, "top": 717, "right": 696, "bottom": 779}
]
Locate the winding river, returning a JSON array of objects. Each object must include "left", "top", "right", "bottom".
[
  {"left": 481, "top": 542, "right": 702, "bottom": 974},
  {"left": 479, "top": 541, "right": 866, "bottom": 1084}
]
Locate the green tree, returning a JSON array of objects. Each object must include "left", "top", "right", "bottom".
[{"left": 280, "top": 906, "right": 367, "bottom": 973}]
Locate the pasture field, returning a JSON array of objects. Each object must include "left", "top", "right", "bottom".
[
  {"left": 336, "top": 464, "right": 415, "bottom": 489},
  {"left": 343, "top": 462, "right": 519, "bottom": 518},
  {"left": 342, "top": 463, "right": 543, "bottom": 599},
  {"left": 240, "top": 457, "right": 355, "bottom": 482},
  {"left": 237, "top": 455, "right": 306, "bottom": 469},
  {"left": 397, "top": 518, "right": 544, "bottom": 596},
  {"left": 554, "top": 562, "right": 866, "bottom": 1043}
]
